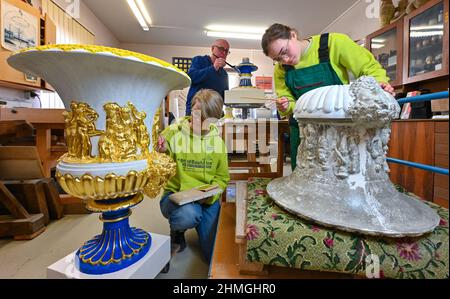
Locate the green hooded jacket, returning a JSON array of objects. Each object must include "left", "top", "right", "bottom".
[{"left": 161, "top": 116, "right": 230, "bottom": 205}]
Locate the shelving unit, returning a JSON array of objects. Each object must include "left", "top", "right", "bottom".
[{"left": 365, "top": 0, "right": 449, "bottom": 208}]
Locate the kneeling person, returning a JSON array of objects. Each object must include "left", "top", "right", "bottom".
[{"left": 157, "top": 89, "right": 230, "bottom": 262}]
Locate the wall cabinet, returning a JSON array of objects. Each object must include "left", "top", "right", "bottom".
[
  {"left": 0, "top": 0, "right": 95, "bottom": 92},
  {"left": 403, "top": 0, "right": 449, "bottom": 84},
  {"left": 367, "top": 0, "right": 449, "bottom": 87},
  {"left": 0, "top": 0, "right": 41, "bottom": 90}
]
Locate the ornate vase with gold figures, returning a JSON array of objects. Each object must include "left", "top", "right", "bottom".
[{"left": 8, "top": 45, "right": 190, "bottom": 274}]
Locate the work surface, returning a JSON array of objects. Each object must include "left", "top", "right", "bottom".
[{"left": 246, "top": 178, "right": 449, "bottom": 279}]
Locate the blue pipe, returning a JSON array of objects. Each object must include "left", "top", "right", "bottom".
[
  {"left": 397, "top": 91, "right": 449, "bottom": 104},
  {"left": 386, "top": 157, "right": 449, "bottom": 175}
]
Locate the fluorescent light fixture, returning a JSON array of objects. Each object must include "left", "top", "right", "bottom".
[
  {"left": 127, "top": 0, "right": 149, "bottom": 31},
  {"left": 205, "top": 25, "right": 266, "bottom": 34},
  {"left": 411, "top": 24, "right": 444, "bottom": 31},
  {"left": 371, "top": 38, "right": 385, "bottom": 43},
  {"left": 205, "top": 24, "right": 265, "bottom": 40},
  {"left": 371, "top": 43, "right": 385, "bottom": 49},
  {"left": 136, "top": 0, "right": 152, "bottom": 25},
  {"left": 410, "top": 30, "right": 443, "bottom": 37},
  {"left": 206, "top": 31, "right": 262, "bottom": 40}
]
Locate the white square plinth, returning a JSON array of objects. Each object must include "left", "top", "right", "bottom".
[{"left": 47, "top": 233, "right": 170, "bottom": 279}]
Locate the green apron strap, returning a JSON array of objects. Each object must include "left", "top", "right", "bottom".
[{"left": 319, "top": 33, "right": 330, "bottom": 63}]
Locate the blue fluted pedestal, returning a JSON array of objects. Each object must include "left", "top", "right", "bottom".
[
  {"left": 75, "top": 208, "right": 151, "bottom": 274},
  {"left": 46, "top": 233, "right": 170, "bottom": 279}
]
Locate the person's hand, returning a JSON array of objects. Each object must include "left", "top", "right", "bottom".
[
  {"left": 276, "top": 97, "right": 290, "bottom": 112},
  {"left": 264, "top": 99, "right": 277, "bottom": 110},
  {"left": 380, "top": 82, "right": 395, "bottom": 96},
  {"left": 213, "top": 58, "right": 226, "bottom": 71},
  {"left": 156, "top": 135, "right": 167, "bottom": 152}
]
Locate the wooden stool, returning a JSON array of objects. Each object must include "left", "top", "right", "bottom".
[
  {"left": 0, "top": 146, "right": 64, "bottom": 239},
  {"left": 0, "top": 182, "right": 46, "bottom": 240},
  {"left": 2, "top": 178, "right": 65, "bottom": 223}
]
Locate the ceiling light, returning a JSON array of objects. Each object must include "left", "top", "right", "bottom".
[
  {"left": 127, "top": 0, "right": 149, "bottom": 31},
  {"left": 205, "top": 24, "right": 265, "bottom": 40},
  {"left": 411, "top": 24, "right": 444, "bottom": 31},
  {"left": 371, "top": 43, "right": 385, "bottom": 49},
  {"left": 205, "top": 25, "right": 266, "bottom": 34},
  {"left": 136, "top": 0, "right": 152, "bottom": 25},
  {"left": 410, "top": 30, "right": 443, "bottom": 37},
  {"left": 206, "top": 31, "right": 262, "bottom": 40}
]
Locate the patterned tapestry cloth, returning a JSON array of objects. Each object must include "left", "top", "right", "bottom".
[{"left": 246, "top": 178, "right": 449, "bottom": 279}]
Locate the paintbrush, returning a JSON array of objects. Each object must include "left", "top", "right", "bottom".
[{"left": 213, "top": 54, "right": 241, "bottom": 74}]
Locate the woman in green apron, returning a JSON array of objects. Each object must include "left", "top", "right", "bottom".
[{"left": 261, "top": 23, "right": 395, "bottom": 170}]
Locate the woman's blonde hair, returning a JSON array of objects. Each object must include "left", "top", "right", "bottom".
[{"left": 191, "top": 89, "right": 224, "bottom": 121}]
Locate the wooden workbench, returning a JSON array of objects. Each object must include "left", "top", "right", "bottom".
[
  {"left": 0, "top": 108, "right": 88, "bottom": 214},
  {"left": 0, "top": 108, "right": 66, "bottom": 177}
]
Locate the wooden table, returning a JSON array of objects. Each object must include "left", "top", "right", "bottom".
[{"left": 0, "top": 108, "right": 66, "bottom": 177}]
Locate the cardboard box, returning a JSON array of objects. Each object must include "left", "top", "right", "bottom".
[{"left": 431, "top": 98, "right": 449, "bottom": 112}]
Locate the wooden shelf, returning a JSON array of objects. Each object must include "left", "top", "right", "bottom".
[{"left": 0, "top": 80, "right": 41, "bottom": 92}]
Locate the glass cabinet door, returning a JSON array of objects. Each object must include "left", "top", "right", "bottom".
[
  {"left": 366, "top": 19, "right": 403, "bottom": 87},
  {"left": 404, "top": 0, "right": 448, "bottom": 83},
  {"left": 371, "top": 28, "right": 399, "bottom": 83}
]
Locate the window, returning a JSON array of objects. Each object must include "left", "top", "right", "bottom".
[{"left": 172, "top": 57, "right": 192, "bottom": 73}]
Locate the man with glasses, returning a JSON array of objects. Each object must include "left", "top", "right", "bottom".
[{"left": 185, "top": 39, "right": 230, "bottom": 116}]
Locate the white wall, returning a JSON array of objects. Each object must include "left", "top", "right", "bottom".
[
  {"left": 77, "top": 0, "right": 119, "bottom": 47},
  {"left": 321, "top": 0, "right": 386, "bottom": 41},
  {"left": 120, "top": 43, "right": 275, "bottom": 87},
  {"left": 49, "top": 0, "right": 119, "bottom": 47},
  {"left": 0, "top": 87, "right": 38, "bottom": 108}
]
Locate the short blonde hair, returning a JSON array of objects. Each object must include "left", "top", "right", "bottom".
[{"left": 191, "top": 89, "right": 223, "bottom": 120}]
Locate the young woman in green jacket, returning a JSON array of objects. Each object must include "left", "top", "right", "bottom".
[
  {"left": 157, "top": 89, "right": 230, "bottom": 263},
  {"left": 261, "top": 23, "right": 395, "bottom": 170}
]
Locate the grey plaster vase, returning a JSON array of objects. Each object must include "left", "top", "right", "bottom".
[{"left": 267, "top": 76, "right": 440, "bottom": 237}]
